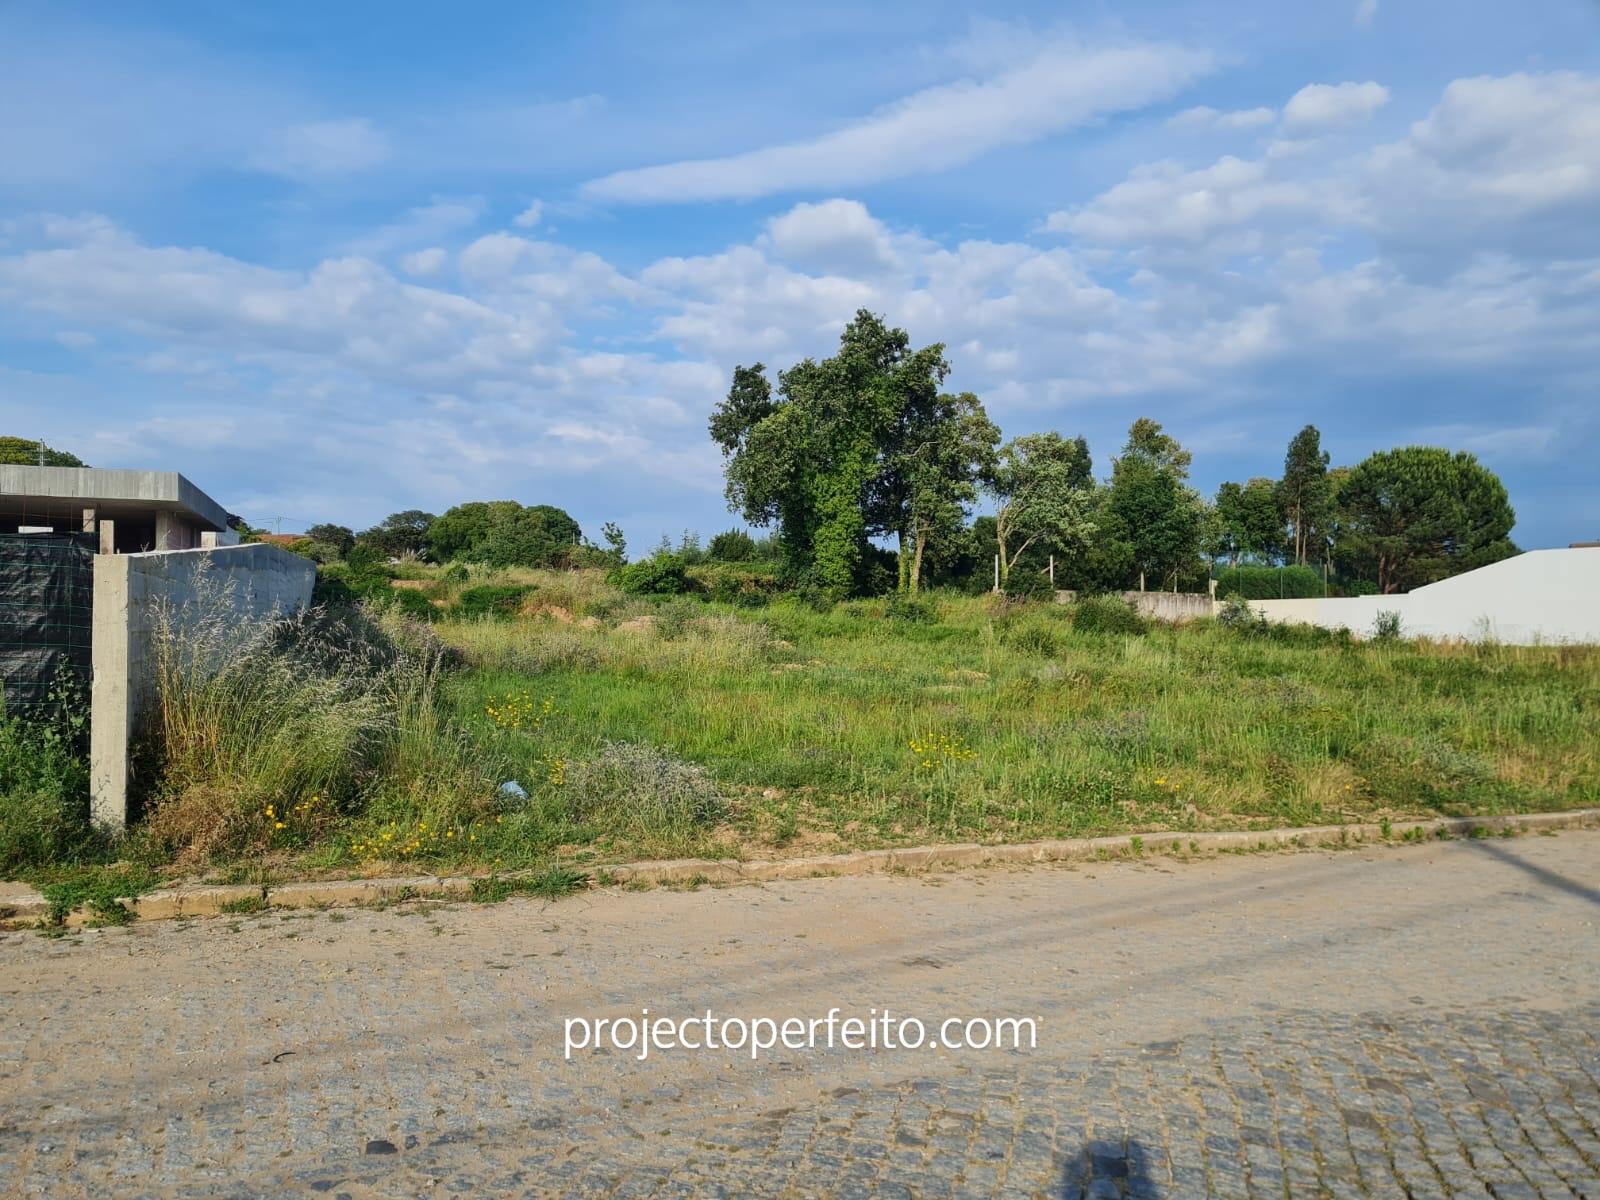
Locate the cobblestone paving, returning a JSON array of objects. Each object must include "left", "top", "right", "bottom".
[{"left": 2, "top": 833, "right": 1598, "bottom": 1198}]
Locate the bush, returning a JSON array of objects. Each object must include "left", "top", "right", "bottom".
[
  {"left": 1071, "top": 594, "right": 1146, "bottom": 635},
  {"left": 1003, "top": 569, "right": 1057, "bottom": 601},
  {"left": 1212, "top": 564, "right": 1325, "bottom": 600},
  {"left": 456, "top": 584, "right": 532, "bottom": 620},
  {"left": 1002, "top": 613, "right": 1064, "bottom": 655},
  {"left": 0, "top": 700, "right": 92, "bottom": 873},
  {"left": 1373, "top": 610, "right": 1404, "bottom": 643},
  {"left": 615, "top": 552, "right": 693, "bottom": 596},
  {"left": 690, "top": 563, "right": 779, "bottom": 607},
  {"left": 885, "top": 594, "right": 938, "bottom": 624},
  {"left": 1216, "top": 595, "right": 1261, "bottom": 631},
  {"left": 565, "top": 742, "right": 724, "bottom": 845},
  {"left": 707, "top": 529, "right": 758, "bottom": 562}
]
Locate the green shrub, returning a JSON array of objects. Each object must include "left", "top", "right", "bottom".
[
  {"left": 1213, "top": 564, "right": 1325, "bottom": 600},
  {"left": 885, "top": 594, "right": 938, "bottom": 624},
  {"left": 1071, "top": 594, "right": 1146, "bottom": 635},
  {"left": 0, "top": 704, "right": 92, "bottom": 873},
  {"left": 456, "top": 584, "right": 532, "bottom": 620},
  {"left": 1216, "top": 596, "right": 1261, "bottom": 631},
  {"left": 1003, "top": 569, "right": 1057, "bottom": 601},
  {"left": 706, "top": 529, "right": 758, "bottom": 562},
  {"left": 690, "top": 563, "right": 779, "bottom": 607},
  {"left": 1373, "top": 610, "right": 1404, "bottom": 643},
  {"left": 1002, "top": 614, "right": 1063, "bottom": 656},
  {"left": 615, "top": 552, "right": 693, "bottom": 596}
]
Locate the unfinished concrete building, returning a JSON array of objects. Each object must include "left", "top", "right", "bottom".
[{"left": 1, "top": 464, "right": 313, "bottom": 829}]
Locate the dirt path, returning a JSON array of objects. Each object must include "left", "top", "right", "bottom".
[{"left": 2, "top": 833, "right": 1598, "bottom": 1197}]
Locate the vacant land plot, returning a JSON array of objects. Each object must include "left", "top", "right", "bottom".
[
  {"left": 5, "top": 567, "right": 1597, "bottom": 893},
  {"left": 430, "top": 574, "right": 1599, "bottom": 866}
]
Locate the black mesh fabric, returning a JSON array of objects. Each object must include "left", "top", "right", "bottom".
[{"left": 0, "top": 532, "right": 94, "bottom": 714}]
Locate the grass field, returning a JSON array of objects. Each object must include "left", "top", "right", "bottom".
[
  {"left": 6, "top": 567, "right": 1597, "bottom": 892},
  {"left": 430, "top": 575, "right": 1599, "bottom": 866}
]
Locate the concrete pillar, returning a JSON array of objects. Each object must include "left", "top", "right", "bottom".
[
  {"left": 81, "top": 506, "right": 96, "bottom": 534},
  {"left": 200, "top": 530, "right": 219, "bottom": 548},
  {"left": 99, "top": 518, "right": 116, "bottom": 556},
  {"left": 154, "top": 510, "right": 175, "bottom": 551},
  {"left": 89, "top": 554, "right": 134, "bottom": 831}
]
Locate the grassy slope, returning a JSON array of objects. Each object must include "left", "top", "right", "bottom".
[{"left": 436, "top": 580, "right": 1600, "bottom": 861}]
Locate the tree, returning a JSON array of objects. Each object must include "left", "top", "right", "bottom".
[
  {"left": 0, "top": 437, "right": 85, "bottom": 466},
  {"left": 707, "top": 529, "right": 758, "bottom": 561},
  {"left": 1278, "top": 425, "right": 1332, "bottom": 565},
  {"left": 1105, "top": 419, "right": 1204, "bottom": 589},
  {"left": 358, "top": 510, "right": 435, "bottom": 559},
  {"left": 710, "top": 311, "right": 991, "bottom": 599},
  {"left": 988, "top": 433, "right": 1097, "bottom": 587},
  {"left": 600, "top": 521, "right": 628, "bottom": 565},
  {"left": 1336, "top": 447, "right": 1517, "bottom": 593},
  {"left": 1213, "top": 478, "right": 1283, "bottom": 565},
  {"left": 304, "top": 524, "right": 356, "bottom": 558},
  {"left": 425, "top": 501, "right": 582, "bottom": 567}
]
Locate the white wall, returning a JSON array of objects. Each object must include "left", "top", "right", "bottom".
[{"left": 1251, "top": 548, "right": 1600, "bottom": 644}]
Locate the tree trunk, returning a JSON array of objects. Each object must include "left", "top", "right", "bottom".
[
  {"left": 911, "top": 522, "right": 927, "bottom": 595},
  {"left": 896, "top": 530, "right": 910, "bottom": 594}
]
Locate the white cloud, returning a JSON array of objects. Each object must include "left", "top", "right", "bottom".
[
  {"left": 513, "top": 200, "right": 544, "bottom": 229},
  {"left": 761, "top": 199, "right": 913, "bottom": 277},
  {"left": 1354, "top": 0, "right": 1379, "bottom": 29},
  {"left": 582, "top": 40, "right": 1211, "bottom": 202},
  {"left": 1169, "top": 105, "right": 1276, "bottom": 131},
  {"left": 254, "top": 117, "right": 390, "bottom": 178},
  {"left": 345, "top": 198, "right": 484, "bottom": 258},
  {"left": 1044, "top": 156, "right": 1331, "bottom": 246},
  {"left": 1281, "top": 81, "right": 1390, "bottom": 133},
  {"left": 401, "top": 248, "right": 448, "bottom": 278}
]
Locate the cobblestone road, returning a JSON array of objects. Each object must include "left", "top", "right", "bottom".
[{"left": 2, "top": 832, "right": 1598, "bottom": 1198}]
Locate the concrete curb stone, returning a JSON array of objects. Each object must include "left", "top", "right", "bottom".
[{"left": 4, "top": 807, "right": 1596, "bottom": 929}]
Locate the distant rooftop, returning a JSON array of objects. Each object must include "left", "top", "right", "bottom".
[{"left": 0, "top": 465, "right": 231, "bottom": 533}]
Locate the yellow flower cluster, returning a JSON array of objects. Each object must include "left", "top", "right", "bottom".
[
  {"left": 908, "top": 732, "right": 978, "bottom": 769},
  {"left": 346, "top": 819, "right": 478, "bottom": 862},
  {"left": 264, "top": 796, "right": 321, "bottom": 836},
  {"left": 539, "top": 752, "right": 567, "bottom": 787},
  {"left": 485, "top": 691, "right": 556, "bottom": 732}
]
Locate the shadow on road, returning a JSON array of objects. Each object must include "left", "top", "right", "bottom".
[
  {"left": 1465, "top": 835, "right": 1600, "bottom": 909},
  {"left": 1058, "top": 1137, "right": 1163, "bottom": 1198}
]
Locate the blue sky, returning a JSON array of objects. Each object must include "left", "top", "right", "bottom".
[{"left": 2, "top": 0, "right": 1598, "bottom": 549}]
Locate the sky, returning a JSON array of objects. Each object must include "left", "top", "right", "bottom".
[{"left": 2, "top": 0, "right": 1598, "bottom": 550}]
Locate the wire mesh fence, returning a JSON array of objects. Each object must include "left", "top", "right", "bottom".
[{"left": 0, "top": 532, "right": 94, "bottom": 715}]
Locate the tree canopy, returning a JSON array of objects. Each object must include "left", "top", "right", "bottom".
[
  {"left": 1279, "top": 424, "right": 1332, "bottom": 565},
  {"left": 988, "top": 432, "right": 1096, "bottom": 586},
  {"left": 0, "top": 437, "right": 84, "bottom": 467},
  {"left": 710, "top": 310, "right": 996, "bottom": 598},
  {"left": 1336, "top": 447, "right": 1516, "bottom": 593},
  {"left": 424, "top": 501, "right": 583, "bottom": 568}
]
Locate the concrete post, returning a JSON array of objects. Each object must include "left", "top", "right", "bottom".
[
  {"left": 89, "top": 554, "right": 133, "bottom": 831},
  {"left": 154, "top": 511, "right": 175, "bottom": 551},
  {"left": 99, "top": 518, "right": 115, "bottom": 556},
  {"left": 81, "top": 506, "right": 96, "bottom": 534}
]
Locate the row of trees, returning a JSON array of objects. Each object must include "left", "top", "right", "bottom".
[
  {"left": 293, "top": 501, "right": 625, "bottom": 571},
  {"left": 711, "top": 311, "right": 1518, "bottom": 598}
]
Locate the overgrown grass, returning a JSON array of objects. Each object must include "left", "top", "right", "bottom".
[{"left": 6, "top": 565, "right": 1597, "bottom": 887}]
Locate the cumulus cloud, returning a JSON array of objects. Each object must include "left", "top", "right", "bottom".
[
  {"left": 582, "top": 40, "right": 1211, "bottom": 203},
  {"left": 513, "top": 200, "right": 544, "bottom": 229},
  {"left": 1281, "top": 81, "right": 1390, "bottom": 133},
  {"left": 4, "top": 71, "right": 1598, "bottom": 542},
  {"left": 401, "top": 248, "right": 448, "bottom": 278},
  {"left": 253, "top": 117, "right": 390, "bottom": 177}
]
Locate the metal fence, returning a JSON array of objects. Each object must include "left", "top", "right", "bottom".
[{"left": 0, "top": 532, "right": 94, "bottom": 714}]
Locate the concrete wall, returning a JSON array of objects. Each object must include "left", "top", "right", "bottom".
[
  {"left": 90, "top": 543, "right": 316, "bottom": 830},
  {"left": 1055, "top": 590, "right": 1217, "bottom": 623},
  {"left": 1251, "top": 548, "right": 1600, "bottom": 644}
]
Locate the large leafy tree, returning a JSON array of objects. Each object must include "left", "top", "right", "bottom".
[
  {"left": 1103, "top": 418, "right": 1204, "bottom": 589},
  {"left": 1278, "top": 425, "right": 1332, "bottom": 565},
  {"left": 1213, "top": 477, "right": 1284, "bottom": 565},
  {"left": 1336, "top": 447, "right": 1516, "bottom": 593},
  {"left": 358, "top": 509, "right": 436, "bottom": 558},
  {"left": 425, "top": 501, "right": 582, "bottom": 567},
  {"left": 987, "top": 433, "right": 1096, "bottom": 587},
  {"left": 711, "top": 311, "right": 993, "bottom": 599},
  {"left": 0, "top": 437, "right": 84, "bottom": 466}
]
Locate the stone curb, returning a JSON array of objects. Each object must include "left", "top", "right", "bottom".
[{"left": 5, "top": 808, "right": 1596, "bottom": 928}]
